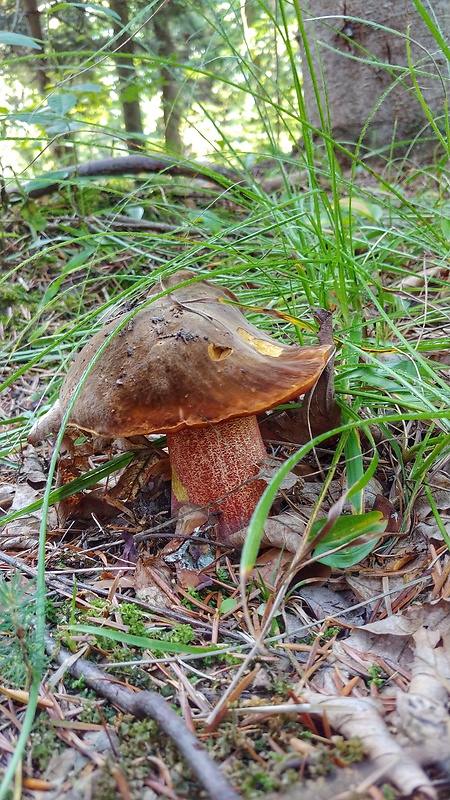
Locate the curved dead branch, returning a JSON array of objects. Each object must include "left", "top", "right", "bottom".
[
  {"left": 8, "top": 155, "right": 243, "bottom": 199},
  {"left": 44, "top": 633, "right": 240, "bottom": 800}
]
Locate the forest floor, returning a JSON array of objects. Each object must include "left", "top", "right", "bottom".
[{"left": 1, "top": 160, "right": 450, "bottom": 800}]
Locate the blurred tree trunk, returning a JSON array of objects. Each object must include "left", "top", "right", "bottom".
[
  {"left": 22, "top": 0, "right": 49, "bottom": 94},
  {"left": 299, "top": 1, "right": 450, "bottom": 165},
  {"left": 109, "top": 0, "right": 145, "bottom": 153},
  {"left": 22, "top": 0, "right": 71, "bottom": 162},
  {"left": 153, "top": 9, "right": 184, "bottom": 155}
]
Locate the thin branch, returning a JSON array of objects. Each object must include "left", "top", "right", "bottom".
[
  {"left": 44, "top": 634, "right": 240, "bottom": 800},
  {"left": 7, "top": 155, "right": 242, "bottom": 199}
]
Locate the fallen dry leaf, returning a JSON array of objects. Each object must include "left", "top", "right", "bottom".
[
  {"left": 134, "top": 555, "right": 179, "bottom": 607},
  {"left": 160, "top": 503, "right": 211, "bottom": 558},
  {"left": 249, "top": 547, "right": 293, "bottom": 588},
  {"left": 22, "top": 448, "right": 49, "bottom": 489},
  {"left": 395, "top": 625, "right": 450, "bottom": 751},
  {"left": 0, "top": 484, "right": 15, "bottom": 512},
  {"left": 176, "top": 567, "right": 213, "bottom": 590},
  {"left": 414, "top": 464, "right": 450, "bottom": 543},
  {"left": 22, "top": 777, "right": 55, "bottom": 790},
  {"left": 399, "top": 265, "right": 449, "bottom": 289},
  {"left": 0, "top": 482, "right": 58, "bottom": 548},
  {"left": 229, "top": 511, "right": 306, "bottom": 552},
  {"left": 297, "top": 583, "right": 362, "bottom": 625},
  {"left": 0, "top": 732, "right": 15, "bottom": 755},
  {"left": 299, "top": 690, "right": 436, "bottom": 798},
  {"left": 372, "top": 494, "right": 403, "bottom": 533},
  {"left": 255, "top": 456, "right": 301, "bottom": 490},
  {"left": 107, "top": 449, "right": 169, "bottom": 501}
]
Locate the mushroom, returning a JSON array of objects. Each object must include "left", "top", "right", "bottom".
[{"left": 28, "top": 272, "right": 332, "bottom": 542}]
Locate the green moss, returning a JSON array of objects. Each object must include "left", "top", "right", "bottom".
[
  {"left": 216, "top": 567, "right": 231, "bottom": 583},
  {"left": 31, "top": 716, "right": 65, "bottom": 772},
  {"left": 270, "top": 680, "right": 290, "bottom": 698},
  {"left": 0, "top": 283, "right": 41, "bottom": 329},
  {"left": 242, "top": 770, "right": 276, "bottom": 794},
  {"left": 45, "top": 598, "right": 61, "bottom": 625},
  {"left": 322, "top": 626, "right": 340, "bottom": 640},
  {"left": 105, "top": 646, "right": 154, "bottom": 690},
  {"left": 380, "top": 784, "right": 397, "bottom": 799},
  {"left": 90, "top": 715, "right": 204, "bottom": 799},
  {"left": 222, "top": 649, "right": 244, "bottom": 666},
  {"left": 332, "top": 735, "right": 365, "bottom": 764},
  {"left": 181, "top": 587, "right": 204, "bottom": 610},
  {"left": 79, "top": 699, "right": 117, "bottom": 726},
  {"left": 367, "top": 663, "right": 386, "bottom": 688},
  {"left": 86, "top": 598, "right": 110, "bottom": 617},
  {"left": 92, "top": 768, "right": 120, "bottom": 800},
  {"left": 160, "top": 624, "right": 195, "bottom": 645},
  {"left": 119, "top": 603, "right": 148, "bottom": 637},
  {"left": 63, "top": 674, "right": 98, "bottom": 699},
  {"left": 119, "top": 716, "right": 159, "bottom": 748},
  {"left": 70, "top": 674, "right": 87, "bottom": 690}
]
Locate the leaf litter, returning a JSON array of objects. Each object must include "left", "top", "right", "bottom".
[
  {"left": 1, "top": 175, "right": 450, "bottom": 800},
  {"left": 3, "top": 422, "right": 450, "bottom": 798}
]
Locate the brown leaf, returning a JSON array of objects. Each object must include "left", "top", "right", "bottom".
[
  {"left": 107, "top": 451, "right": 168, "bottom": 502},
  {"left": 176, "top": 567, "right": 213, "bottom": 590},
  {"left": 22, "top": 777, "right": 54, "bottom": 791},
  {"left": 0, "top": 484, "right": 14, "bottom": 511},
  {"left": 299, "top": 690, "right": 437, "bottom": 798},
  {"left": 94, "top": 573, "right": 136, "bottom": 591},
  {"left": 161, "top": 504, "right": 211, "bottom": 557},
  {"left": 396, "top": 626, "right": 450, "bottom": 748},
  {"left": 134, "top": 556, "right": 178, "bottom": 607},
  {"left": 0, "top": 686, "right": 53, "bottom": 708},
  {"left": 255, "top": 456, "right": 301, "bottom": 489},
  {"left": 249, "top": 547, "right": 293, "bottom": 588},
  {"left": 398, "top": 265, "right": 449, "bottom": 289},
  {"left": 22, "top": 448, "right": 48, "bottom": 489},
  {"left": 372, "top": 494, "right": 402, "bottom": 533},
  {"left": 0, "top": 482, "right": 58, "bottom": 547},
  {"left": 56, "top": 453, "right": 127, "bottom": 523},
  {"left": 229, "top": 511, "right": 306, "bottom": 553}
]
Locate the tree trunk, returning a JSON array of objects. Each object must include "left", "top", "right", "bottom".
[
  {"left": 109, "top": 0, "right": 145, "bottom": 153},
  {"left": 153, "top": 11, "right": 184, "bottom": 155},
  {"left": 299, "top": 0, "right": 450, "bottom": 165},
  {"left": 21, "top": 0, "right": 49, "bottom": 94},
  {"left": 22, "top": 0, "right": 73, "bottom": 162}
]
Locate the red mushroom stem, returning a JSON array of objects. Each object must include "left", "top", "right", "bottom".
[{"left": 167, "top": 415, "right": 267, "bottom": 542}]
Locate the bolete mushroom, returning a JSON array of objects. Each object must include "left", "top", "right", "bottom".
[{"left": 29, "top": 272, "right": 332, "bottom": 542}]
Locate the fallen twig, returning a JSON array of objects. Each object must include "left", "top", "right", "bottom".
[
  {"left": 7, "top": 155, "right": 241, "bottom": 199},
  {"left": 44, "top": 634, "right": 239, "bottom": 800}
]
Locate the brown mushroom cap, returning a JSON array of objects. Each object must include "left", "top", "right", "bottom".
[{"left": 58, "top": 272, "right": 332, "bottom": 438}]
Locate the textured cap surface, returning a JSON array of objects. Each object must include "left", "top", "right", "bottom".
[{"left": 59, "top": 272, "right": 332, "bottom": 437}]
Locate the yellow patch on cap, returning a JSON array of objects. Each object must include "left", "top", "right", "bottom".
[{"left": 237, "top": 327, "right": 283, "bottom": 357}]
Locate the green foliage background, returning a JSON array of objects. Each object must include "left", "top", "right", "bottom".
[{"left": 0, "top": 0, "right": 300, "bottom": 170}]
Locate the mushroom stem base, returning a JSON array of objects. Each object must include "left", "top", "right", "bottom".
[{"left": 167, "top": 416, "right": 267, "bottom": 543}]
